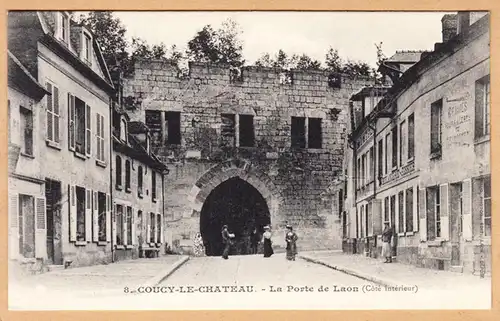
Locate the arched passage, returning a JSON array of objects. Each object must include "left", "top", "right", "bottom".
[{"left": 200, "top": 177, "right": 271, "bottom": 256}]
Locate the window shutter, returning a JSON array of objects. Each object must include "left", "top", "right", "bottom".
[
  {"left": 475, "top": 81, "right": 485, "bottom": 139},
  {"left": 131, "top": 208, "right": 137, "bottom": 245},
  {"left": 372, "top": 199, "right": 382, "bottom": 235},
  {"left": 462, "top": 179, "right": 473, "bottom": 241},
  {"left": 101, "top": 114, "right": 105, "bottom": 162},
  {"left": 69, "top": 185, "right": 77, "bottom": 242},
  {"left": 68, "top": 94, "right": 75, "bottom": 151},
  {"left": 85, "top": 189, "right": 92, "bottom": 242},
  {"left": 113, "top": 203, "right": 118, "bottom": 245},
  {"left": 96, "top": 113, "right": 101, "bottom": 160},
  {"left": 106, "top": 194, "right": 111, "bottom": 242},
  {"left": 159, "top": 214, "right": 163, "bottom": 243},
  {"left": 440, "top": 183, "right": 450, "bottom": 241},
  {"left": 413, "top": 184, "right": 419, "bottom": 232},
  {"left": 54, "top": 86, "right": 60, "bottom": 143},
  {"left": 86, "top": 105, "right": 92, "bottom": 157},
  {"left": 35, "top": 197, "right": 47, "bottom": 258},
  {"left": 146, "top": 212, "right": 151, "bottom": 242},
  {"left": 46, "top": 82, "right": 53, "bottom": 141},
  {"left": 419, "top": 187, "right": 427, "bottom": 241},
  {"left": 93, "top": 191, "right": 99, "bottom": 242},
  {"left": 9, "top": 194, "right": 19, "bottom": 259}
]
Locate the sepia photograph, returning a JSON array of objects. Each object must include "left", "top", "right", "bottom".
[{"left": 6, "top": 10, "right": 492, "bottom": 310}]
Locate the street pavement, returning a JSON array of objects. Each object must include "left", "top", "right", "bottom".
[{"left": 8, "top": 251, "right": 492, "bottom": 310}]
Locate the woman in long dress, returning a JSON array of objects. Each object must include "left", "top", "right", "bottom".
[
  {"left": 193, "top": 233, "right": 204, "bottom": 257},
  {"left": 285, "top": 225, "right": 298, "bottom": 261},
  {"left": 262, "top": 226, "right": 274, "bottom": 258}
]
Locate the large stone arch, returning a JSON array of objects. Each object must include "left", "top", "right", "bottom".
[{"left": 188, "top": 159, "right": 283, "bottom": 227}]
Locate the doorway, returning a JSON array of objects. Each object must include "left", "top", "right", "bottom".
[
  {"left": 450, "top": 182, "right": 463, "bottom": 267},
  {"left": 45, "top": 179, "right": 63, "bottom": 265},
  {"left": 200, "top": 177, "right": 270, "bottom": 256}
]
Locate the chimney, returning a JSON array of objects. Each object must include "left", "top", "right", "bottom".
[
  {"left": 457, "top": 11, "right": 471, "bottom": 34},
  {"left": 441, "top": 14, "right": 458, "bottom": 43}
]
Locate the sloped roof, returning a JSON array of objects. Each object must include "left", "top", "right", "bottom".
[
  {"left": 8, "top": 11, "right": 114, "bottom": 91},
  {"left": 8, "top": 50, "right": 50, "bottom": 100},
  {"left": 385, "top": 50, "right": 429, "bottom": 64}
]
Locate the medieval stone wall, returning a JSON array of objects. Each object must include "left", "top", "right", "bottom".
[{"left": 122, "top": 60, "right": 374, "bottom": 253}]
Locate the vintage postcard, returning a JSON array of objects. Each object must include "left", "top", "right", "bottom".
[{"left": 6, "top": 10, "right": 492, "bottom": 311}]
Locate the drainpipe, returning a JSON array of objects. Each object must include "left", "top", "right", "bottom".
[{"left": 109, "top": 97, "right": 115, "bottom": 263}]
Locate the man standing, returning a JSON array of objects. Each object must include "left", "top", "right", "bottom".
[
  {"left": 250, "top": 227, "right": 260, "bottom": 254},
  {"left": 221, "top": 225, "right": 231, "bottom": 259},
  {"left": 381, "top": 222, "right": 393, "bottom": 263}
]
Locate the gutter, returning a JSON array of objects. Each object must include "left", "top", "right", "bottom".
[{"left": 109, "top": 97, "right": 115, "bottom": 263}]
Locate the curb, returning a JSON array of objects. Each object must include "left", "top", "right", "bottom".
[
  {"left": 299, "top": 255, "right": 399, "bottom": 287},
  {"left": 142, "top": 255, "right": 190, "bottom": 287}
]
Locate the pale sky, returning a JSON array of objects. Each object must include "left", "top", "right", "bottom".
[{"left": 112, "top": 11, "right": 454, "bottom": 68}]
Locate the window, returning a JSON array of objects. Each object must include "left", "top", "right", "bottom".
[
  {"left": 115, "top": 156, "right": 122, "bottom": 189},
  {"left": 239, "top": 114, "right": 255, "bottom": 147},
  {"left": 20, "top": 107, "right": 33, "bottom": 156},
  {"left": 408, "top": 114, "right": 415, "bottom": 160},
  {"left": 221, "top": 113, "right": 236, "bottom": 147},
  {"left": 308, "top": 118, "right": 322, "bottom": 149},
  {"left": 475, "top": 76, "right": 490, "bottom": 139},
  {"left": 125, "top": 160, "right": 131, "bottom": 192},
  {"left": 369, "top": 147, "right": 374, "bottom": 183},
  {"left": 138, "top": 166, "right": 143, "bottom": 197},
  {"left": 156, "top": 214, "right": 161, "bottom": 243},
  {"left": 398, "top": 191, "right": 404, "bottom": 233},
  {"left": 68, "top": 95, "right": 91, "bottom": 156},
  {"left": 126, "top": 206, "right": 133, "bottom": 245},
  {"left": 166, "top": 111, "right": 181, "bottom": 144},
  {"left": 405, "top": 188, "right": 414, "bottom": 232},
  {"left": 426, "top": 186, "right": 441, "bottom": 240},
  {"left": 83, "top": 32, "right": 92, "bottom": 65},
  {"left": 385, "top": 133, "right": 390, "bottom": 174},
  {"left": 98, "top": 192, "right": 106, "bottom": 242},
  {"left": 400, "top": 120, "right": 406, "bottom": 165},
  {"left": 377, "top": 140, "right": 383, "bottom": 179},
  {"left": 361, "top": 154, "right": 366, "bottom": 186},
  {"left": 46, "top": 82, "right": 60, "bottom": 144},
  {"left": 76, "top": 186, "right": 86, "bottom": 242},
  {"left": 291, "top": 116, "right": 306, "bottom": 148},
  {"left": 360, "top": 205, "right": 364, "bottom": 238},
  {"left": 430, "top": 99, "right": 443, "bottom": 156},
  {"left": 481, "top": 176, "right": 491, "bottom": 237},
  {"left": 59, "top": 12, "right": 70, "bottom": 44},
  {"left": 120, "top": 118, "right": 127, "bottom": 142},
  {"left": 391, "top": 126, "right": 398, "bottom": 168},
  {"left": 390, "top": 195, "right": 396, "bottom": 228},
  {"left": 150, "top": 212, "right": 156, "bottom": 243},
  {"left": 96, "top": 113, "right": 105, "bottom": 162},
  {"left": 355, "top": 208, "right": 359, "bottom": 238},
  {"left": 152, "top": 171, "right": 157, "bottom": 201},
  {"left": 145, "top": 110, "right": 162, "bottom": 145},
  {"left": 137, "top": 211, "right": 144, "bottom": 244},
  {"left": 116, "top": 204, "right": 124, "bottom": 245},
  {"left": 384, "top": 196, "right": 390, "bottom": 224},
  {"left": 367, "top": 202, "right": 373, "bottom": 236}
]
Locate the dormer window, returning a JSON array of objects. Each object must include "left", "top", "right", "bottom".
[
  {"left": 120, "top": 118, "right": 127, "bottom": 142},
  {"left": 58, "top": 12, "right": 70, "bottom": 44},
  {"left": 82, "top": 30, "right": 92, "bottom": 66}
]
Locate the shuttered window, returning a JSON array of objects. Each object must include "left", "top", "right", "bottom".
[
  {"left": 408, "top": 113, "right": 415, "bottom": 159},
  {"left": 430, "top": 99, "right": 443, "bottom": 156},
  {"left": 398, "top": 191, "right": 404, "bottom": 233},
  {"left": 475, "top": 75, "right": 490, "bottom": 139},
  {"left": 405, "top": 188, "right": 414, "bottom": 232},
  {"left": 46, "top": 82, "right": 60, "bottom": 144},
  {"left": 96, "top": 113, "right": 105, "bottom": 162}
]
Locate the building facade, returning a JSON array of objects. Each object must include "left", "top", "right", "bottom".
[
  {"left": 8, "top": 51, "right": 50, "bottom": 268},
  {"left": 8, "top": 11, "right": 116, "bottom": 268},
  {"left": 112, "top": 107, "right": 169, "bottom": 261},
  {"left": 343, "top": 12, "right": 490, "bottom": 275},
  {"left": 122, "top": 61, "right": 375, "bottom": 254}
]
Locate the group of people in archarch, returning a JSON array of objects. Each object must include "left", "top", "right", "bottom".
[{"left": 221, "top": 224, "right": 298, "bottom": 260}]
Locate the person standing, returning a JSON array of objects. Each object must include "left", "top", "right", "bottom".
[
  {"left": 193, "top": 233, "right": 204, "bottom": 257},
  {"left": 262, "top": 226, "right": 274, "bottom": 258},
  {"left": 285, "top": 225, "right": 298, "bottom": 261},
  {"left": 221, "top": 225, "right": 231, "bottom": 260},
  {"left": 381, "top": 222, "right": 393, "bottom": 263}
]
